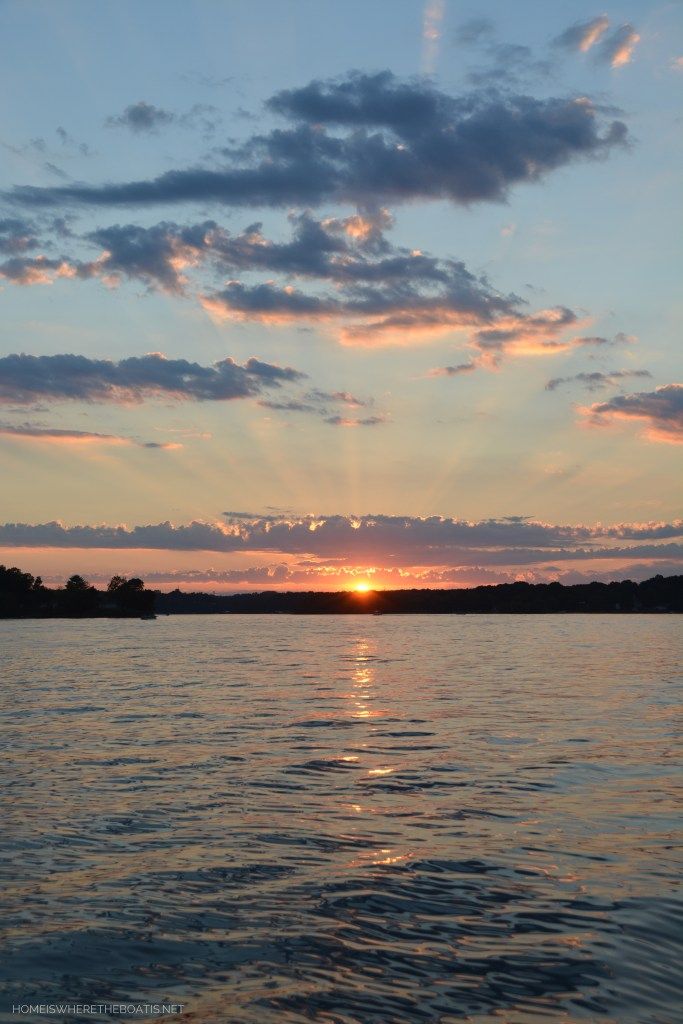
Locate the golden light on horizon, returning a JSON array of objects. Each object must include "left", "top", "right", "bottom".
[{"left": 353, "top": 581, "right": 371, "bottom": 593}]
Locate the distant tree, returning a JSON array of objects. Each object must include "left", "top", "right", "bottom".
[
  {"left": 107, "top": 575, "right": 153, "bottom": 614},
  {"left": 66, "top": 574, "right": 89, "bottom": 592},
  {"left": 0, "top": 565, "right": 35, "bottom": 593},
  {"left": 63, "top": 574, "right": 100, "bottom": 615}
]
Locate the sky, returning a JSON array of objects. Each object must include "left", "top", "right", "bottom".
[{"left": 0, "top": 0, "right": 681, "bottom": 591}]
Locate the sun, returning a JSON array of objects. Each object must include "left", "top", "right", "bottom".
[{"left": 354, "top": 582, "right": 371, "bottom": 593}]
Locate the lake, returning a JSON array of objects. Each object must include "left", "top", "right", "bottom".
[{"left": 1, "top": 615, "right": 681, "bottom": 1023}]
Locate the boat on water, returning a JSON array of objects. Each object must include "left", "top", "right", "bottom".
[{"left": 140, "top": 613, "right": 157, "bottom": 620}]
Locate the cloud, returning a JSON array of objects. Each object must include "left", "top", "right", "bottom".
[
  {"left": 553, "top": 16, "right": 610, "bottom": 54},
  {"left": 583, "top": 383, "right": 683, "bottom": 444},
  {"left": 201, "top": 276, "right": 579, "bottom": 354},
  {"left": 454, "top": 17, "right": 495, "bottom": 46},
  {"left": 0, "top": 423, "right": 181, "bottom": 449},
  {"left": 0, "top": 516, "right": 680, "bottom": 575},
  {"left": 0, "top": 218, "right": 40, "bottom": 255},
  {"left": 0, "top": 255, "right": 78, "bottom": 285},
  {"left": 0, "top": 352, "right": 306, "bottom": 405},
  {"left": 465, "top": 43, "right": 552, "bottom": 87},
  {"left": 598, "top": 25, "right": 640, "bottom": 68},
  {"left": 190, "top": 214, "right": 585, "bottom": 353},
  {"left": 428, "top": 362, "right": 478, "bottom": 377},
  {"left": 324, "top": 414, "right": 387, "bottom": 427},
  {"left": 105, "top": 101, "right": 220, "bottom": 136},
  {"left": 546, "top": 369, "right": 651, "bottom": 392},
  {"left": 0, "top": 211, "right": 587, "bottom": 358},
  {"left": 574, "top": 332, "right": 636, "bottom": 347},
  {"left": 7, "top": 73, "right": 628, "bottom": 212},
  {"left": 84, "top": 221, "right": 217, "bottom": 293},
  {"left": 305, "top": 389, "right": 368, "bottom": 408},
  {"left": 55, "top": 126, "right": 92, "bottom": 157},
  {"left": 259, "top": 387, "right": 375, "bottom": 422},
  {"left": 105, "top": 101, "right": 176, "bottom": 134},
  {"left": 422, "top": 0, "right": 445, "bottom": 74}
]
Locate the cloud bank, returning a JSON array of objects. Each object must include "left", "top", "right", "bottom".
[{"left": 0, "top": 515, "right": 680, "bottom": 572}]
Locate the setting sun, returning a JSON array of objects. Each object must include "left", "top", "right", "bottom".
[{"left": 354, "top": 582, "right": 371, "bottom": 593}]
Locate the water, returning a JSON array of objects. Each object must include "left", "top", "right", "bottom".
[{"left": 1, "top": 615, "right": 681, "bottom": 1024}]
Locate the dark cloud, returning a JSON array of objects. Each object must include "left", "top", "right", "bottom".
[
  {"left": 105, "top": 101, "right": 220, "bottom": 136},
  {"left": 574, "top": 332, "right": 636, "bottom": 347},
  {"left": 69, "top": 212, "right": 454, "bottom": 295},
  {"left": 552, "top": 16, "right": 610, "bottom": 54},
  {"left": 305, "top": 389, "right": 368, "bottom": 407},
  {"left": 8, "top": 73, "right": 628, "bottom": 211},
  {"left": 429, "top": 362, "right": 478, "bottom": 377},
  {"left": 43, "top": 162, "right": 69, "bottom": 180},
  {"left": 105, "top": 101, "right": 176, "bottom": 134},
  {"left": 0, "top": 515, "right": 680, "bottom": 571},
  {"left": 258, "top": 399, "right": 318, "bottom": 414},
  {"left": 0, "top": 218, "right": 39, "bottom": 255},
  {"left": 0, "top": 352, "right": 306, "bottom": 405},
  {"left": 0, "top": 210, "right": 585, "bottom": 357},
  {"left": 0, "top": 214, "right": 584, "bottom": 360},
  {"left": 546, "top": 369, "right": 651, "bottom": 392},
  {"left": 585, "top": 383, "right": 683, "bottom": 443},
  {"left": 85, "top": 221, "right": 218, "bottom": 293},
  {"left": 206, "top": 280, "right": 335, "bottom": 319},
  {"left": 0, "top": 254, "right": 77, "bottom": 285},
  {"left": 259, "top": 387, "right": 375, "bottom": 422},
  {"left": 193, "top": 213, "right": 579, "bottom": 352},
  {"left": 323, "top": 414, "right": 386, "bottom": 427}
]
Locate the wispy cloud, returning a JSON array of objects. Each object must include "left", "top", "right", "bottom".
[
  {"left": 546, "top": 369, "right": 651, "bottom": 392},
  {"left": 422, "top": 0, "right": 446, "bottom": 74},
  {"left": 428, "top": 362, "right": 478, "bottom": 378},
  {"left": 105, "top": 101, "right": 219, "bottom": 135},
  {"left": 598, "top": 24, "right": 640, "bottom": 68},
  {"left": 553, "top": 15, "right": 610, "bottom": 54},
  {"left": 0, "top": 423, "right": 181, "bottom": 449}
]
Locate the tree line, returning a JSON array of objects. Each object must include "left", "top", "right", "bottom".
[
  {"left": 1, "top": 564, "right": 681, "bottom": 618},
  {"left": 0, "top": 566, "right": 155, "bottom": 618},
  {"left": 157, "top": 574, "right": 682, "bottom": 614}
]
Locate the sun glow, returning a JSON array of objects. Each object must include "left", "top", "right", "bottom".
[{"left": 354, "top": 582, "right": 371, "bottom": 593}]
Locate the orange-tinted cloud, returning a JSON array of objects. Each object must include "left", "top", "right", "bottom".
[
  {"left": 0, "top": 424, "right": 182, "bottom": 448},
  {"left": 582, "top": 383, "right": 683, "bottom": 444}
]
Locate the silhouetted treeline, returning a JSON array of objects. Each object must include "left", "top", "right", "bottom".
[
  {"left": 155, "top": 575, "right": 683, "bottom": 615},
  {"left": 0, "top": 566, "right": 155, "bottom": 618},
  {"left": 2, "top": 566, "right": 681, "bottom": 618}
]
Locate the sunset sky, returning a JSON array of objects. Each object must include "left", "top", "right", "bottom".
[{"left": 1, "top": 0, "right": 681, "bottom": 590}]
